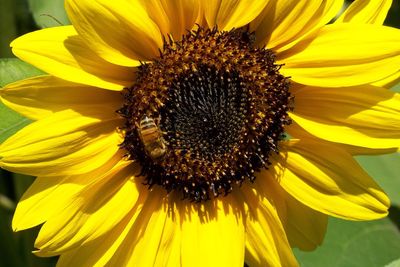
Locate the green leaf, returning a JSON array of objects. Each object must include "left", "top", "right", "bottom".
[
  {"left": 392, "top": 82, "right": 400, "bottom": 93},
  {"left": 356, "top": 153, "right": 400, "bottom": 206},
  {"left": 386, "top": 258, "right": 400, "bottom": 267},
  {"left": 0, "top": 58, "right": 44, "bottom": 143},
  {"left": 27, "top": 0, "right": 70, "bottom": 28},
  {"left": 0, "top": 58, "right": 44, "bottom": 87},
  {"left": 294, "top": 217, "right": 400, "bottom": 267},
  {"left": 0, "top": 104, "right": 31, "bottom": 144}
]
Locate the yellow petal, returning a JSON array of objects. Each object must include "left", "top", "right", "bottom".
[
  {"left": 12, "top": 152, "right": 123, "bottom": 231},
  {"left": 140, "top": 0, "right": 202, "bottom": 40},
  {"left": 287, "top": 121, "right": 398, "bottom": 156},
  {"left": 0, "top": 110, "right": 122, "bottom": 177},
  {"left": 1, "top": 76, "right": 122, "bottom": 120},
  {"left": 11, "top": 26, "right": 135, "bottom": 90},
  {"left": 180, "top": 196, "right": 245, "bottom": 267},
  {"left": 34, "top": 161, "right": 139, "bottom": 256},
  {"left": 106, "top": 190, "right": 178, "bottom": 267},
  {"left": 204, "top": 0, "right": 269, "bottom": 31},
  {"left": 373, "top": 71, "right": 400, "bottom": 88},
  {"left": 280, "top": 24, "right": 400, "bottom": 87},
  {"left": 275, "top": 139, "right": 390, "bottom": 220},
  {"left": 284, "top": 198, "right": 327, "bottom": 251},
  {"left": 290, "top": 84, "right": 400, "bottom": 149},
  {"left": 336, "top": 0, "right": 392, "bottom": 24},
  {"left": 65, "top": 0, "right": 163, "bottom": 67},
  {"left": 256, "top": 172, "right": 328, "bottom": 251},
  {"left": 341, "top": 145, "right": 398, "bottom": 156},
  {"left": 252, "top": 0, "right": 343, "bottom": 53},
  {"left": 241, "top": 185, "right": 299, "bottom": 267},
  {"left": 56, "top": 190, "right": 149, "bottom": 266},
  {"left": 153, "top": 204, "right": 181, "bottom": 267}
]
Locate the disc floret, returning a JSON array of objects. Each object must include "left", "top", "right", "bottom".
[{"left": 119, "top": 27, "right": 292, "bottom": 201}]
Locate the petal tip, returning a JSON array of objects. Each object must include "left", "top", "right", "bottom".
[
  {"left": 9, "top": 38, "right": 18, "bottom": 48},
  {"left": 11, "top": 215, "right": 22, "bottom": 232}
]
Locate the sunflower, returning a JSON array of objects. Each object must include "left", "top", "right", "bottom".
[{"left": 1, "top": 0, "right": 400, "bottom": 266}]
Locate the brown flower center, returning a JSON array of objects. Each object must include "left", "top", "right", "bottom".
[{"left": 119, "top": 27, "right": 292, "bottom": 201}]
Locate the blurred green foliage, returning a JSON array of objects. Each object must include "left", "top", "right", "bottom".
[
  {"left": 294, "top": 217, "right": 400, "bottom": 267},
  {"left": 0, "top": 0, "right": 399, "bottom": 267}
]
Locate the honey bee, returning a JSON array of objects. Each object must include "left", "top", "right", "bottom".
[{"left": 138, "top": 115, "right": 167, "bottom": 160}]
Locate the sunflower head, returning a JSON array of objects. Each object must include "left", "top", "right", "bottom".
[{"left": 119, "top": 27, "right": 292, "bottom": 201}]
